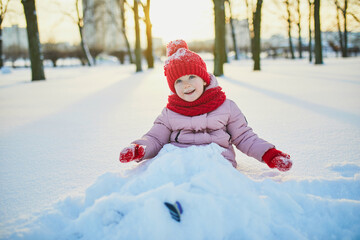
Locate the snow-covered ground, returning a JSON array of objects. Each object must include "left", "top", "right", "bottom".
[{"left": 0, "top": 58, "right": 359, "bottom": 239}]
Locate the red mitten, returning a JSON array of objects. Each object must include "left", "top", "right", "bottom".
[
  {"left": 262, "top": 148, "right": 292, "bottom": 172},
  {"left": 119, "top": 144, "right": 145, "bottom": 163}
]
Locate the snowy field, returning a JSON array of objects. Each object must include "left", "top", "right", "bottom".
[{"left": 0, "top": 57, "right": 360, "bottom": 239}]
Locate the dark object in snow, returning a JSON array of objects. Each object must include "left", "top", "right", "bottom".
[{"left": 164, "top": 201, "right": 183, "bottom": 222}]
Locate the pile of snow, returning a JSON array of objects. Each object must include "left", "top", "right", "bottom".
[{"left": 8, "top": 144, "right": 360, "bottom": 240}]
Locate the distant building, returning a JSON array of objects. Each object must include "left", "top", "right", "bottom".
[
  {"left": 82, "top": 0, "right": 126, "bottom": 53},
  {"left": 2, "top": 25, "right": 28, "bottom": 49}
]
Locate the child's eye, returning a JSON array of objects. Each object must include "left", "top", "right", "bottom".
[
  {"left": 189, "top": 75, "right": 195, "bottom": 79},
  {"left": 175, "top": 79, "right": 182, "bottom": 84}
]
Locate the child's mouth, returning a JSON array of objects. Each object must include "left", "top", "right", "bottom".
[{"left": 184, "top": 89, "right": 195, "bottom": 95}]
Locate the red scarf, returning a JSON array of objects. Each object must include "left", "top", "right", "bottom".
[{"left": 166, "top": 86, "right": 226, "bottom": 116}]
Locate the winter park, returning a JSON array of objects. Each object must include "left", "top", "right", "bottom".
[{"left": 1, "top": 0, "right": 360, "bottom": 239}]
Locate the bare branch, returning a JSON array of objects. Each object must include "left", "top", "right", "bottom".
[
  {"left": 348, "top": 11, "right": 360, "bottom": 23},
  {"left": 76, "top": 0, "right": 82, "bottom": 27},
  {"left": 0, "top": 0, "right": 12, "bottom": 25}
]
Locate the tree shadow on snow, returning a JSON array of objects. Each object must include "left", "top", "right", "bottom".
[{"left": 221, "top": 76, "right": 360, "bottom": 127}]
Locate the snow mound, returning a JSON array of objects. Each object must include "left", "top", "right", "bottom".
[
  {"left": 327, "top": 162, "right": 360, "bottom": 178},
  {"left": 9, "top": 144, "right": 360, "bottom": 240}
]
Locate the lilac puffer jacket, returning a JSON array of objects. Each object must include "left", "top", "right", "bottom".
[{"left": 133, "top": 87, "right": 274, "bottom": 167}]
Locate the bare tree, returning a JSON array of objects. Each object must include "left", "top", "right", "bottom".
[
  {"left": 213, "top": 0, "right": 226, "bottom": 76},
  {"left": 109, "top": 0, "right": 143, "bottom": 69},
  {"left": 285, "top": 0, "right": 295, "bottom": 59},
  {"left": 334, "top": 0, "right": 348, "bottom": 57},
  {"left": 21, "top": 0, "right": 45, "bottom": 80},
  {"left": 245, "top": 0, "right": 265, "bottom": 70},
  {"left": 332, "top": 0, "right": 359, "bottom": 57},
  {"left": 271, "top": 0, "right": 297, "bottom": 59},
  {"left": 308, "top": 0, "right": 313, "bottom": 62},
  {"left": 225, "top": 0, "right": 239, "bottom": 60},
  {"left": 335, "top": 0, "right": 344, "bottom": 56},
  {"left": 252, "top": 0, "right": 263, "bottom": 70},
  {"left": 53, "top": 0, "right": 98, "bottom": 66},
  {"left": 141, "top": 0, "right": 154, "bottom": 69},
  {"left": 245, "top": 0, "right": 263, "bottom": 69},
  {"left": 347, "top": 0, "right": 360, "bottom": 23},
  {"left": 105, "top": 0, "right": 134, "bottom": 63},
  {"left": 0, "top": 0, "right": 11, "bottom": 68},
  {"left": 244, "top": 0, "right": 253, "bottom": 59},
  {"left": 76, "top": 0, "right": 93, "bottom": 66},
  {"left": 58, "top": 0, "right": 94, "bottom": 66},
  {"left": 133, "top": 0, "right": 142, "bottom": 72},
  {"left": 314, "top": 0, "right": 323, "bottom": 64},
  {"left": 296, "top": 0, "right": 303, "bottom": 58},
  {"left": 118, "top": 0, "right": 133, "bottom": 64}
]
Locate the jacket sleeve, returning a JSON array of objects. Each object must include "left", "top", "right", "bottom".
[
  {"left": 226, "top": 100, "right": 274, "bottom": 162},
  {"left": 132, "top": 108, "right": 172, "bottom": 159}
]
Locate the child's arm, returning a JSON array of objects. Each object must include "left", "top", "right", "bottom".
[
  {"left": 227, "top": 100, "right": 274, "bottom": 161},
  {"left": 227, "top": 101, "right": 292, "bottom": 171},
  {"left": 119, "top": 108, "right": 172, "bottom": 163}
]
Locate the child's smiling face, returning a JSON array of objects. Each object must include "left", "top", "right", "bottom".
[{"left": 174, "top": 75, "right": 207, "bottom": 102}]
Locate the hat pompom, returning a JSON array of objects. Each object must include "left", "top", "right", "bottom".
[{"left": 167, "top": 40, "right": 188, "bottom": 57}]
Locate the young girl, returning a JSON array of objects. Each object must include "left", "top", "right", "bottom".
[{"left": 119, "top": 40, "right": 292, "bottom": 172}]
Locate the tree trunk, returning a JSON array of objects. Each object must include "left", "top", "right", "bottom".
[
  {"left": 244, "top": 0, "right": 254, "bottom": 60},
  {"left": 0, "top": 27, "right": 3, "bottom": 68},
  {"left": 253, "top": 0, "right": 262, "bottom": 71},
  {"left": 297, "top": 0, "right": 303, "bottom": 58},
  {"left": 143, "top": 0, "right": 154, "bottom": 68},
  {"left": 78, "top": 24, "right": 93, "bottom": 66},
  {"left": 213, "top": 0, "right": 226, "bottom": 76},
  {"left": 21, "top": 0, "right": 45, "bottom": 81},
  {"left": 123, "top": 30, "right": 134, "bottom": 64},
  {"left": 343, "top": 0, "right": 348, "bottom": 57},
  {"left": 119, "top": 0, "right": 134, "bottom": 64},
  {"left": 0, "top": 0, "right": 11, "bottom": 68},
  {"left": 76, "top": 0, "right": 93, "bottom": 66},
  {"left": 308, "top": 0, "right": 313, "bottom": 62},
  {"left": 314, "top": 0, "right": 323, "bottom": 64},
  {"left": 285, "top": 0, "right": 295, "bottom": 59},
  {"left": 336, "top": 3, "right": 344, "bottom": 57},
  {"left": 51, "top": 59, "right": 57, "bottom": 67},
  {"left": 133, "top": 0, "right": 142, "bottom": 72},
  {"left": 226, "top": 0, "right": 239, "bottom": 60}
]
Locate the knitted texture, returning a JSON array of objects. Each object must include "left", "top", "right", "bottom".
[
  {"left": 167, "top": 86, "right": 226, "bottom": 116},
  {"left": 262, "top": 148, "right": 292, "bottom": 172},
  {"left": 164, "top": 40, "right": 210, "bottom": 93},
  {"left": 119, "top": 144, "right": 145, "bottom": 163}
]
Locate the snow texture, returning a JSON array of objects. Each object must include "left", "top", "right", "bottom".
[
  {"left": 165, "top": 48, "right": 189, "bottom": 65},
  {"left": 1, "top": 58, "right": 360, "bottom": 239},
  {"left": 166, "top": 39, "right": 188, "bottom": 57},
  {"left": 4, "top": 144, "right": 360, "bottom": 240}
]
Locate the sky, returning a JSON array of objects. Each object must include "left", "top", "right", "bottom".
[{"left": 2, "top": 0, "right": 359, "bottom": 45}]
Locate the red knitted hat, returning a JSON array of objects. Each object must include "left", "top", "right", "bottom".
[{"left": 164, "top": 40, "right": 210, "bottom": 93}]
